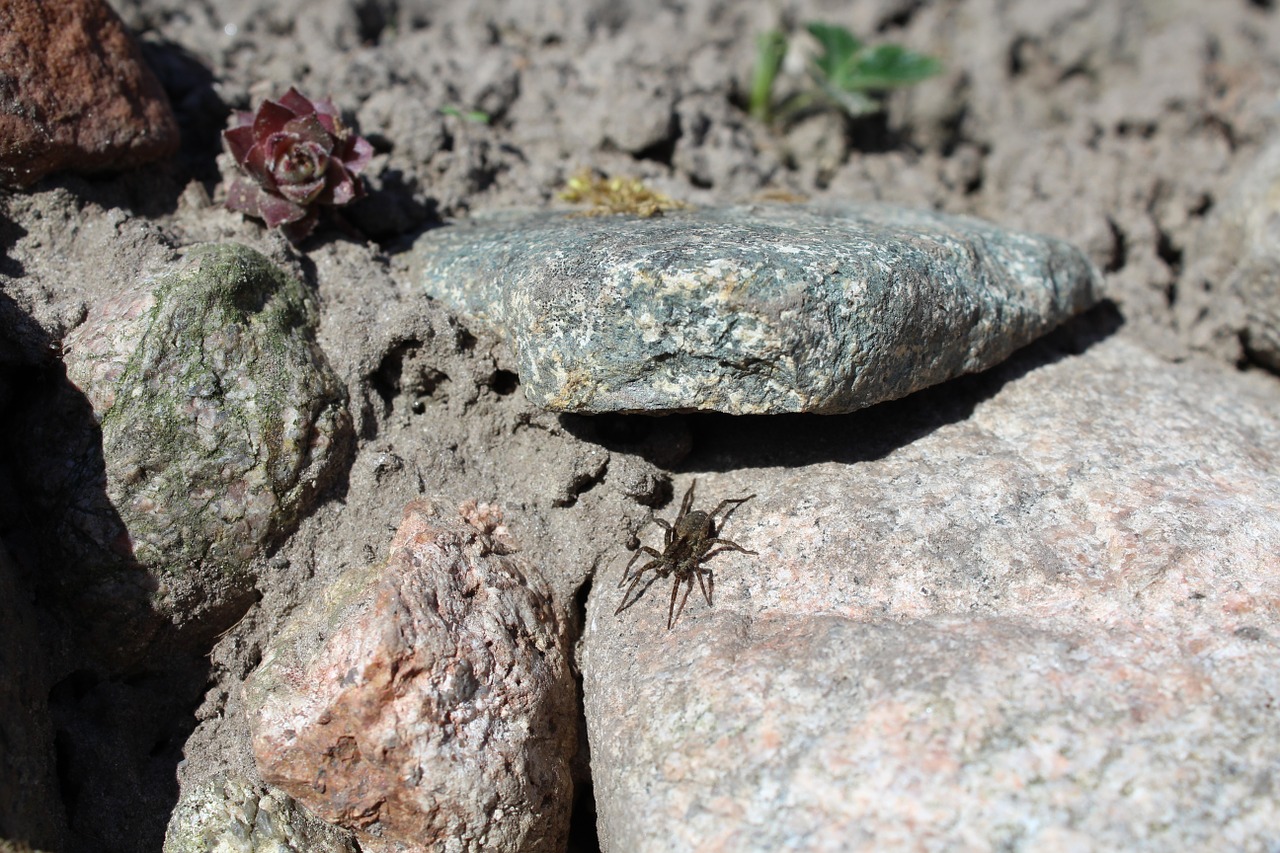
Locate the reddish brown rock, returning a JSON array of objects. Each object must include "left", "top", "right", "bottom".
[
  {"left": 0, "top": 0, "right": 179, "bottom": 187},
  {"left": 246, "top": 501, "right": 577, "bottom": 853}
]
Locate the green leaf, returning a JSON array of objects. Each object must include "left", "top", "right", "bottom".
[
  {"left": 805, "top": 22, "right": 862, "bottom": 82},
  {"left": 844, "top": 44, "right": 943, "bottom": 90}
]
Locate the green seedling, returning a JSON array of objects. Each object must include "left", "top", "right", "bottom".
[
  {"left": 750, "top": 22, "right": 941, "bottom": 126},
  {"left": 749, "top": 29, "right": 789, "bottom": 123},
  {"left": 440, "top": 105, "right": 491, "bottom": 124}
]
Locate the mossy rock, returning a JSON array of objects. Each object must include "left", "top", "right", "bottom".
[{"left": 58, "top": 243, "right": 351, "bottom": 658}]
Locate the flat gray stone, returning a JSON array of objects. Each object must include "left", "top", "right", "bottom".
[{"left": 410, "top": 203, "right": 1100, "bottom": 413}]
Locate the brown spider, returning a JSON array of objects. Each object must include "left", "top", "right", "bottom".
[{"left": 615, "top": 479, "right": 757, "bottom": 629}]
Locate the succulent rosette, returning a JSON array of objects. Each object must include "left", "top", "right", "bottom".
[{"left": 223, "top": 88, "right": 374, "bottom": 241}]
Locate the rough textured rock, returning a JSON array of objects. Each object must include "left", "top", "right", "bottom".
[
  {"left": 583, "top": 336, "right": 1280, "bottom": 851},
  {"left": 246, "top": 501, "right": 577, "bottom": 853},
  {"left": 0, "top": 0, "right": 179, "bottom": 187},
  {"left": 51, "top": 243, "right": 350, "bottom": 660},
  {"left": 163, "top": 775, "right": 356, "bottom": 853},
  {"left": 1190, "top": 136, "right": 1280, "bottom": 372},
  {"left": 1240, "top": 258, "right": 1280, "bottom": 371},
  {"left": 0, "top": 545, "right": 66, "bottom": 851},
  {"left": 410, "top": 203, "right": 1100, "bottom": 414}
]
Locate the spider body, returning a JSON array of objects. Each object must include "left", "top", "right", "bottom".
[{"left": 615, "top": 479, "right": 757, "bottom": 629}]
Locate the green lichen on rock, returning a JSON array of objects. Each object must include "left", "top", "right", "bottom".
[
  {"left": 61, "top": 243, "right": 351, "bottom": 646},
  {"left": 96, "top": 244, "right": 346, "bottom": 573}
]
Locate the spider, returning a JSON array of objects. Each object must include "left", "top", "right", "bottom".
[{"left": 615, "top": 479, "right": 757, "bottom": 629}]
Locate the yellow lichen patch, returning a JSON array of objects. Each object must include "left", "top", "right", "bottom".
[
  {"left": 545, "top": 366, "right": 599, "bottom": 410},
  {"left": 558, "top": 168, "right": 690, "bottom": 218}
]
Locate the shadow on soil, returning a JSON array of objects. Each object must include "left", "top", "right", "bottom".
[
  {"left": 684, "top": 300, "right": 1123, "bottom": 473},
  {"left": 566, "top": 300, "right": 1123, "bottom": 475},
  {"left": 0, "top": 300, "right": 213, "bottom": 853}
]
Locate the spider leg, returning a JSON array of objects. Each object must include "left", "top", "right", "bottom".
[
  {"left": 633, "top": 509, "right": 679, "bottom": 541},
  {"left": 632, "top": 556, "right": 668, "bottom": 582},
  {"left": 702, "top": 547, "right": 745, "bottom": 563},
  {"left": 652, "top": 517, "right": 674, "bottom": 550},
  {"left": 667, "top": 573, "right": 685, "bottom": 629},
  {"left": 620, "top": 545, "right": 662, "bottom": 586},
  {"left": 621, "top": 548, "right": 642, "bottom": 584},
  {"left": 615, "top": 572, "right": 646, "bottom": 615},
  {"left": 709, "top": 494, "right": 755, "bottom": 524},
  {"left": 615, "top": 558, "right": 670, "bottom": 614},
  {"left": 616, "top": 558, "right": 675, "bottom": 612},
  {"left": 701, "top": 542, "right": 758, "bottom": 561},
  {"left": 679, "top": 479, "right": 697, "bottom": 518},
  {"left": 669, "top": 573, "right": 698, "bottom": 630},
  {"left": 622, "top": 545, "right": 664, "bottom": 572},
  {"left": 693, "top": 565, "right": 712, "bottom": 606}
]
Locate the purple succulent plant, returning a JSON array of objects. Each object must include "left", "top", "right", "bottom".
[{"left": 223, "top": 87, "right": 374, "bottom": 241}]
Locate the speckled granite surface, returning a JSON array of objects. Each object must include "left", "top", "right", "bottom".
[{"left": 410, "top": 203, "right": 1101, "bottom": 413}]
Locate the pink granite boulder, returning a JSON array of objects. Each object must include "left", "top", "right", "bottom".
[
  {"left": 246, "top": 501, "right": 577, "bottom": 853},
  {"left": 584, "top": 337, "right": 1280, "bottom": 851}
]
